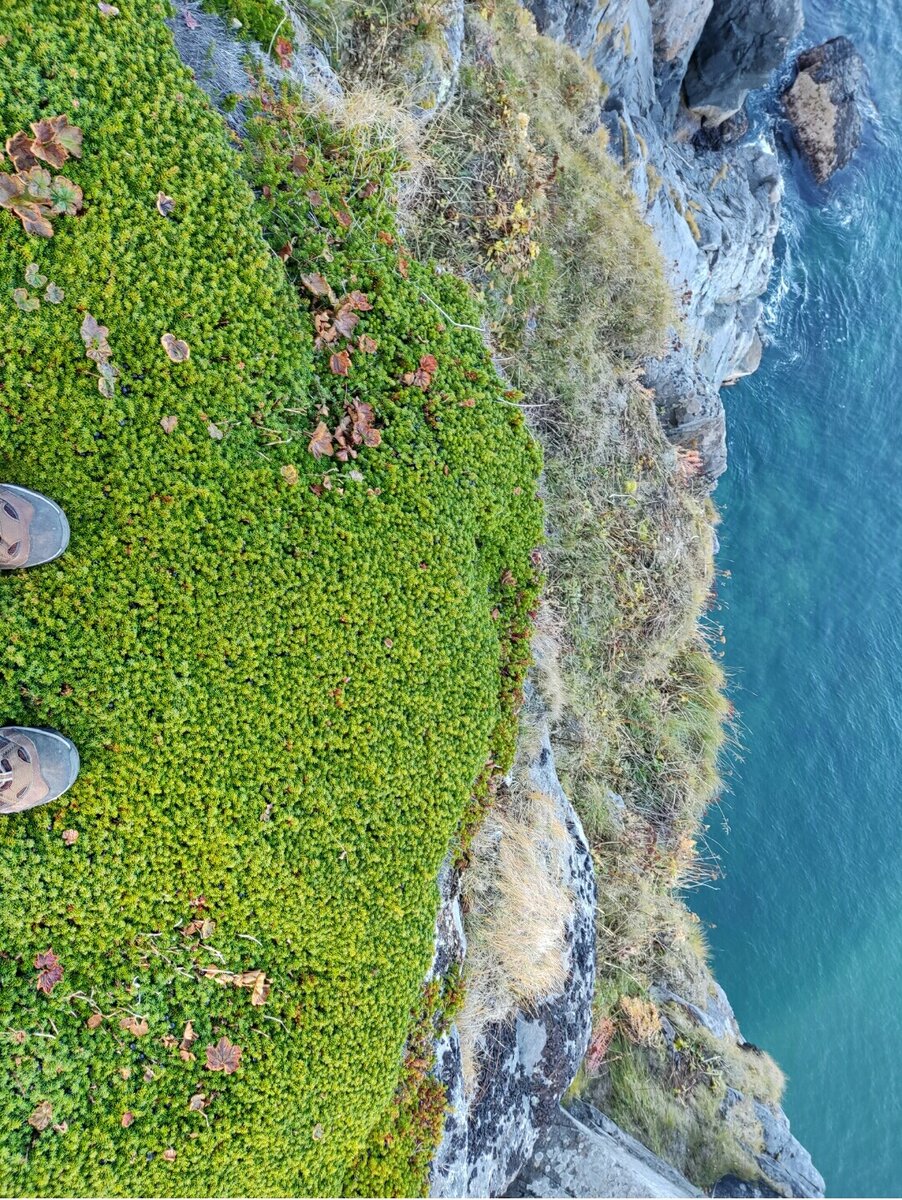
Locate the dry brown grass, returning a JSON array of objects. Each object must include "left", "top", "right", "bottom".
[
  {"left": 458, "top": 770, "right": 574, "bottom": 1092},
  {"left": 619, "top": 995, "right": 663, "bottom": 1047}
]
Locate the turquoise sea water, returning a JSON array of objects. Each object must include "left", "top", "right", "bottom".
[{"left": 691, "top": 2, "right": 902, "bottom": 1196}]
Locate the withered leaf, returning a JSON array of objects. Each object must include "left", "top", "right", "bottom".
[
  {"left": 419, "top": 353, "right": 438, "bottom": 374},
  {"left": 156, "top": 191, "right": 175, "bottom": 217},
  {"left": 98, "top": 2, "right": 120, "bottom": 14},
  {"left": 161, "top": 1034, "right": 178, "bottom": 1049},
  {"left": 357, "top": 334, "right": 378, "bottom": 354},
  {"left": 0, "top": 172, "right": 24, "bottom": 208},
  {"left": 28, "top": 1101, "right": 53, "bottom": 1132},
  {"left": 248, "top": 970, "right": 270, "bottom": 1007},
  {"left": 163, "top": 1148, "right": 177, "bottom": 1162},
  {"left": 334, "top": 206, "right": 352, "bottom": 230},
  {"left": 30, "top": 116, "right": 83, "bottom": 169},
  {"left": 207, "top": 422, "right": 224, "bottom": 441},
  {"left": 307, "top": 189, "right": 323, "bottom": 207},
  {"left": 301, "top": 272, "right": 334, "bottom": 300},
  {"left": 277, "top": 242, "right": 292, "bottom": 261},
  {"left": 280, "top": 464, "right": 298, "bottom": 486},
  {"left": 343, "top": 290, "right": 372, "bottom": 312},
  {"left": 86, "top": 1012, "right": 103, "bottom": 1029},
  {"left": 184, "top": 8, "right": 200, "bottom": 29},
  {"left": 161, "top": 332, "right": 190, "bottom": 363},
  {"left": 289, "top": 151, "right": 309, "bottom": 174},
  {"left": 180, "top": 1021, "right": 197, "bottom": 1051},
  {"left": 35, "top": 949, "right": 63, "bottom": 994},
  {"left": 120, "top": 1015, "right": 149, "bottom": 1037},
  {"left": 61, "top": 828, "right": 79, "bottom": 846},
  {"left": 205, "top": 1036, "right": 242, "bottom": 1075},
  {"left": 402, "top": 368, "right": 431, "bottom": 390},
  {"left": 308, "top": 422, "right": 334, "bottom": 459},
  {"left": 349, "top": 401, "right": 381, "bottom": 449},
  {"left": 312, "top": 1123, "right": 325, "bottom": 1141},
  {"left": 12, "top": 203, "right": 53, "bottom": 238},
  {"left": 329, "top": 349, "right": 351, "bottom": 376},
  {"left": 13, "top": 288, "right": 39, "bottom": 314},
  {"left": 188, "top": 1093, "right": 207, "bottom": 1111},
  {"left": 398, "top": 254, "right": 410, "bottom": 278},
  {"left": 121, "top": 1111, "right": 134, "bottom": 1128},
  {"left": 6, "top": 132, "right": 37, "bottom": 173},
  {"left": 160, "top": 415, "right": 178, "bottom": 434},
  {"left": 22, "top": 166, "right": 51, "bottom": 200},
  {"left": 275, "top": 36, "right": 293, "bottom": 70},
  {"left": 45, "top": 282, "right": 65, "bottom": 304},
  {"left": 332, "top": 309, "right": 359, "bottom": 339}
]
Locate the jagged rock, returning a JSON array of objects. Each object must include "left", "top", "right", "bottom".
[
  {"left": 753, "top": 1102, "right": 826, "bottom": 1199},
  {"left": 684, "top": 0, "right": 803, "bottom": 125},
  {"left": 782, "top": 37, "right": 868, "bottom": 183},
  {"left": 397, "top": 0, "right": 465, "bottom": 118},
  {"left": 712, "top": 1174, "right": 782, "bottom": 1198},
  {"left": 648, "top": 0, "right": 713, "bottom": 118},
  {"left": 505, "top": 1102, "right": 702, "bottom": 1198},
  {"left": 430, "top": 719, "right": 596, "bottom": 1197}
]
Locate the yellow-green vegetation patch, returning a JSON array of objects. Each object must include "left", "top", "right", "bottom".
[{"left": 0, "top": 2, "right": 541, "bottom": 1194}]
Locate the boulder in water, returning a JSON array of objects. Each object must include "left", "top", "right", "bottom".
[{"left": 782, "top": 37, "right": 868, "bottom": 184}]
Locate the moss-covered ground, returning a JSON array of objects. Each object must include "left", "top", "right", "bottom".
[{"left": 0, "top": 2, "right": 541, "bottom": 1194}]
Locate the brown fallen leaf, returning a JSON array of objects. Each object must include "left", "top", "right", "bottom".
[
  {"left": 249, "top": 971, "right": 270, "bottom": 1007},
  {"left": 160, "top": 415, "right": 178, "bottom": 434},
  {"left": 277, "top": 242, "right": 292, "bottom": 261},
  {"left": 343, "top": 290, "right": 372, "bottom": 312},
  {"left": 161, "top": 1034, "right": 178, "bottom": 1050},
  {"left": 308, "top": 421, "right": 334, "bottom": 459},
  {"left": 332, "top": 309, "right": 359, "bottom": 339},
  {"left": 329, "top": 349, "right": 351, "bottom": 376},
  {"left": 275, "top": 36, "right": 293, "bottom": 70},
  {"left": 419, "top": 353, "right": 438, "bottom": 375},
  {"left": 121, "top": 1111, "right": 134, "bottom": 1128},
  {"left": 12, "top": 202, "right": 53, "bottom": 238},
  {"left": 301, "top": 272, "right": 334, "bottom": 301},
  {"left": 35, "top": 949, "right": 63, "bottom": 994},
  {"left": 207, "top": 422, "right": 224, "bottom": 441},
  {"left": 280, "top": 464, "right": 299, "bottom": 486},
  {"left": 98, "top": 2, "right": 120, "bottom": 14},
  {"left": 161, "top": 332, "right": 190, "bottom": 363},
  {"left": 183, "top": 917, "right": 215, "bottom": 939},
  {"left": 30, "top": 116, "right": 83, "bottom": 169},
  {"left": 290, "top": 151, "right": 309, "bottom": 174},
  {"left": 86, "top": 1012, "right": 103, "bottom": 1030},
  {"left": 180, "top": 1021, "right": 197, "bottom": 1053},
  {"left": 307, "top": 189, "right": 323, "bottom": 207},
  {"left": 188, "top": 1093, "right": 207, "bottom": 1112},
  {"left": 61, "top": 829, "right": 79, "bottom": 846},
  {"left": 402, "top": 367, "right": 431, "bottom": 390},
  {"left": 120, "top": 1015, "right": 149, "bottom": 1037},
  {"left": 156, "top": 191, "right": 175, "bottom": 217},
  {"left": 334, "top": 206, "right": 352, "bottom": 230},
  {"left": 357, "top": 334, "right": 378, "bottom": 354},
  {"left": 163, "top": 1148, "right": 177, "bottom": 1162},
  {"left": 29, "top": 1101, "right": 53, "bottom": 1132},
  {"left": 0, "top": 172, "right": 24, "bottom": 208},
  {"left": 205, "top": 1036, "right": 242, "bottom": 1075},
  {"left": 6, "top": 132, "right": 37, "bottom": 173}
]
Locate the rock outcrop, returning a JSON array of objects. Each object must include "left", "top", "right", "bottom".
[
  {"left": 782, "top": 37, "right": 868, "bottom": 183},
  {"left": 430, "top": 718, "right": 597, "bottom": 1198},
  {"left": 683, "top": 0, "right": 803, "bottom": 125}
]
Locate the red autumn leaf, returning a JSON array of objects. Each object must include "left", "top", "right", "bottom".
[
  {"left": 308, "top": 422, "right": 334, "bottom": 459},
  {"left": 349, "top": 402, "right": 382, "bottom": 449},
  {"left": 275, "top": 37, "right": 293, "bottom": 70},
  {"left": 121, "top": 1111, "right": 134, "bottom": 1128},
  {"left": 6, "top": 132, "right": 37, "bottom": 173},
  {"left": 419, "top": 354, "right": 438, "bottom": 374},
  {"left": 277, "top": 242, "right": 292, "bottom": 261},
  {"left": 30, "top": 116, "right": 82, "bottom": 169},
  {"left": 161, "top": 332, "right": 190, "bottom": 362},
  {"left": 156, "top": 191, "right": 175, "bottom": 217},
  {"left": 398, "top": 254, "right": 410, "bottom": 278},
  {"left": 301, "top": 272, "right": 334, "bottom": 301},
  {"left": 329, "top": 349, "right": 351, "bottom": 376},
  {"left": 358, "top": 334, "right": 378, "bottom": 354},
  {"left": 377, "top": 230, "right": 393, "bottom": 246},
  {"left": 35, "top": 949, "right": 63, "bottom": 994},
  {"left": 12, "top": 202, "right": 53, "bottom": 238},
  {"left": 205, "top": 1036, "right": 242, "bottom": 1074}
]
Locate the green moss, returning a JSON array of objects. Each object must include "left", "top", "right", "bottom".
[
  {"left": 0, "top": 2, "right": 541, "bottom": 1194},
  {"left": 201, "top": 0, "right": 286, "bottom": 44}
]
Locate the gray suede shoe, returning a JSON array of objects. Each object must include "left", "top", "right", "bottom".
[
  {"left": 0, "top": 485, "right": 70, "bottom": 569},
  {"left": 0, "top": 727, "right": 80, "bottom": 813}
]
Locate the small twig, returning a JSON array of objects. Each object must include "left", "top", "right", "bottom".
[{"left": 266, "top": 14, "right": 288, "bottom": 59}]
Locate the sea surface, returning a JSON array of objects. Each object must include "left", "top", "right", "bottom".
[{"left": 691, "top": 2, "right": 902, "bottom": 1196}]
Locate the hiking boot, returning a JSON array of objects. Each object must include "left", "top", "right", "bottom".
[
  {"left": 0, "top": 727, "right": 80, "bottom": 813},
  {"left": 0, "top": 485, "right": 70, "bottom": 569}
]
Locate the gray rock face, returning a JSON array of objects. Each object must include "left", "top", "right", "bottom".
[
  {"left": 782, "top": 37, "right": 868, "bottom": 183},
  {"left": 430, "top": 720, "right": 597, "bottom": 1198},
  {"left": 649, "top": 0, "right": 713, "bottom": 117},
  {"left": 684, "top": 0, "right": 804, "bottom": 125},
  {"left": 506, "top": 1102, "right": 702, "bottom": 1198},
  {"left": 753, "top": 1102, "right": 826, "bottom": 1199}
]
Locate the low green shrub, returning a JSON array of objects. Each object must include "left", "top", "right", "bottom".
[{"left": 0, "top": 2, "right": 541, "bottom": 1194}]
